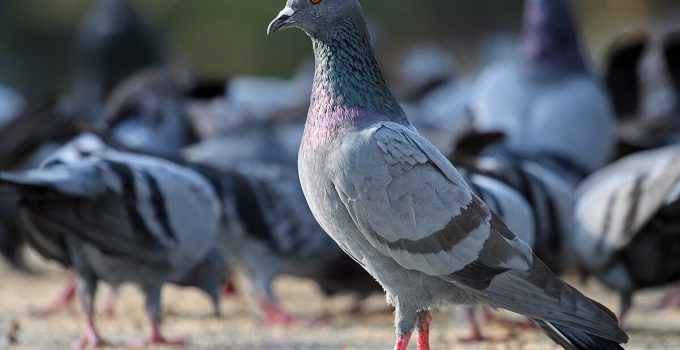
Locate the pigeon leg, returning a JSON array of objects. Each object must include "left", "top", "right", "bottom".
[
  {"left": 416, "top": 311, "right": 432, "bottom": 350},
  {"left": 100, "top": 286, "right": 117, "bottom": 318},
  {"left": 221, "top": 279, "right": 237, "bottom": 298},
  {"left": 458, "top": 306, "right": 510, "bottom": 343},
  {"left": 394, "top": 305, "right": 417, "bottom": 350},
  {"left": 394, "top": 333, "right": 412, "bottom": 350},
  {"left": 259, "top": 298, "right": 314, "bottom": 326},
  {"left": 255, "top": 275, "right": 319, "bottom": 326},
  {"left": 131, "top": 284, "right": 185, "bottom": 347},
  {"left": 34, "top": 270, "right": 78, "bottom": 316},
  {"left": 72, "top": 273, "right": 106, "bottom": 350}
]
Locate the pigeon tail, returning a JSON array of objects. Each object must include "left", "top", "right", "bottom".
[{"left": 533, "top": 319, "right": 624, "bottom": 350}]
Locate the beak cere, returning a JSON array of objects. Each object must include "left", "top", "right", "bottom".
[{"left": 267, "top": 7, "right": 295, "bottom": 35}]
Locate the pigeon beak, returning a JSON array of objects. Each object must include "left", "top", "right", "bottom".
[{"left": 267, "top": 6, "right": 295, "bottom": 35}]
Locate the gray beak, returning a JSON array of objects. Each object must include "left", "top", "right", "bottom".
[{"left": 267, "top": 6, "right": 295, "bottom": 35}]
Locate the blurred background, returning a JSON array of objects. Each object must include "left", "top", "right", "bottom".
[{"left": 1, "top": 0, "right": 678, "bottom": 100}]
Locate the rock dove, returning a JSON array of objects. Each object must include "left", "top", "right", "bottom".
[
  {"left": 268, "top": 1, "right": 627, "bottom": 349},
  {"left": 469, "top": 0, "right": 615, "bottom": 184},
  {"left": 187, "top": 160, "right": 381, "bottom": 325},
  {"left": 0, "top": 135, "right": 221, "bottom": 348},
  {"left": 574, "top": 144, "right": 680, "bottom": 319}
]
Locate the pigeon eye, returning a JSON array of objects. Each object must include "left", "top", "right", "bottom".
[{"left": 310, "top": 0, "right": 322, "bottom": 4}]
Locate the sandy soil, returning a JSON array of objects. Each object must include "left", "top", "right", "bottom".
[{"left": 1, "top": 257, "right": 679, "bottom": 350}]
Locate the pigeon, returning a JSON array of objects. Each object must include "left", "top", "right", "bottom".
[
  {"left": 469, "top": 0, "right": 615, "bottom": 184},
  {"left": 573, "top": 144, "right": 680, "bottom": 319},
  {"left": 268, "top": 1, "right": 628, "bottom": 349},
  {"left": 0, "top": 134, "right": 221, "bottom": 348},
  {"left": 32, "top": 135, "right": 227, "bottom": 319},
  {"left": 187, "top": 160, "right": 381, "bottom": 325}
]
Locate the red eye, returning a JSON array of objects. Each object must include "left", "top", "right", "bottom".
[{"left": 310, "top": 0, "right": 321, "bottom": 4}]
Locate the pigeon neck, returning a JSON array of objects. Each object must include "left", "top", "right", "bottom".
[
  {"left": 521, "top": 0, "right": 588, "bottom": 74},
  {"left": 306, "top": 18, "right": 406, "bottom": 141}
]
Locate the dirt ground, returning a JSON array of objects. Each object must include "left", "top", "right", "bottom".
[{"left": 1, "top": 256, "right": 680, "bottom": 350}]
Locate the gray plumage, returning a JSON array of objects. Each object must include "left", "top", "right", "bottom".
[
  {"left": 0, "top": 135, "right": 220, "bottom": 346},
  {"left": 268, "top": 1, "right": 627, "bottom": 349},
  {"left": 574, "top": 144, "right": 680, "bottom": 318},
  {"left": 190, "top": 161, "right": 380, "bottom": 322},
  {"left": 456, "top": 151, "right": 577, "bottom": 275},
  {"left": 470, "top": 0, "right": 615, "bottom": 183}
]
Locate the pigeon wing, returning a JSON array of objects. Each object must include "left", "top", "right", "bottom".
[{"left": 332, "top": 121, "right": 626, "bottom": 342}]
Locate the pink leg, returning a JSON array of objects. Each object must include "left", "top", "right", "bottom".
[
  {"left": 394, "top": 332, "right": 412, "bottom": 350},
  {"left": 417, "top": 312, "right": 432, "bottom": 350},
  {"left": 259, "top": 299, "right": 322, "bottom": 326},
  {"left": 458, "top": 307, "right": 510, "bottom": 343},
  {"left": 35, "top": 271, "right": 77, "bottom": 316},
  {"left": 71, "top": 312, "right": 106, "bottom": 350},
  {"left": 100, "top": 287, "right": 117, "bottom": 318},
  {"left": 221, "top": 280, "right": 237, "bottom": 299},
  {"left": 129, "top": 315, "right": 185, "bottom": 348}
]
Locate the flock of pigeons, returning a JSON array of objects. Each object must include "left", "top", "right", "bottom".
[{"left": 0, "top": 0, "right": 679, "bottom": 349}]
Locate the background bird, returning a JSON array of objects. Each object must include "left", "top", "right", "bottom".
[
  {"left": 574, "top": 144, "right": 680, "bottom": 319},
  {"left": 0, "top": 136, "right": 221, "bottom": 348},
  {"left": 268, "top": 1, "right": 627, "bottom": 349},
  {"left": 469, "top": 0, "right": 616, "bottom": 185}
]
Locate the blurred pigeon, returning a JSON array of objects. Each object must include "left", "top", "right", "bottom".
[
  {"left": 574, "top": 144, "right": 680, "bottom": 319},
  {"left": 188, "top": 161, "right": 381, "bottom": 325},
  {"left": 0, "top": 135, "right": 220, "bottom": 348},
  {"left": 31, "top": 135, "right": 227, "bottom": 319},
  {"left": 97, "top": 68, "right": 198, "bottom": 157},
  {"left": 470, "top": 0, "right": 615, "bottom": 184},
  {"left": 268, "top": 1, "right": 627, "bottom": 349}
]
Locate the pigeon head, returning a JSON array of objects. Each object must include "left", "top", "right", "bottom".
[
  {"left": 268, "top": 0, "right": 364, "bottom": 37},
  {"left": 521, "top": 0, "right": 587, "bottom": 72}
]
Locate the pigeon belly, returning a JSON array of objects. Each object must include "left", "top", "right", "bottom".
[{"left": 299, "top": 134, "right": 478, "bottom": 310}]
